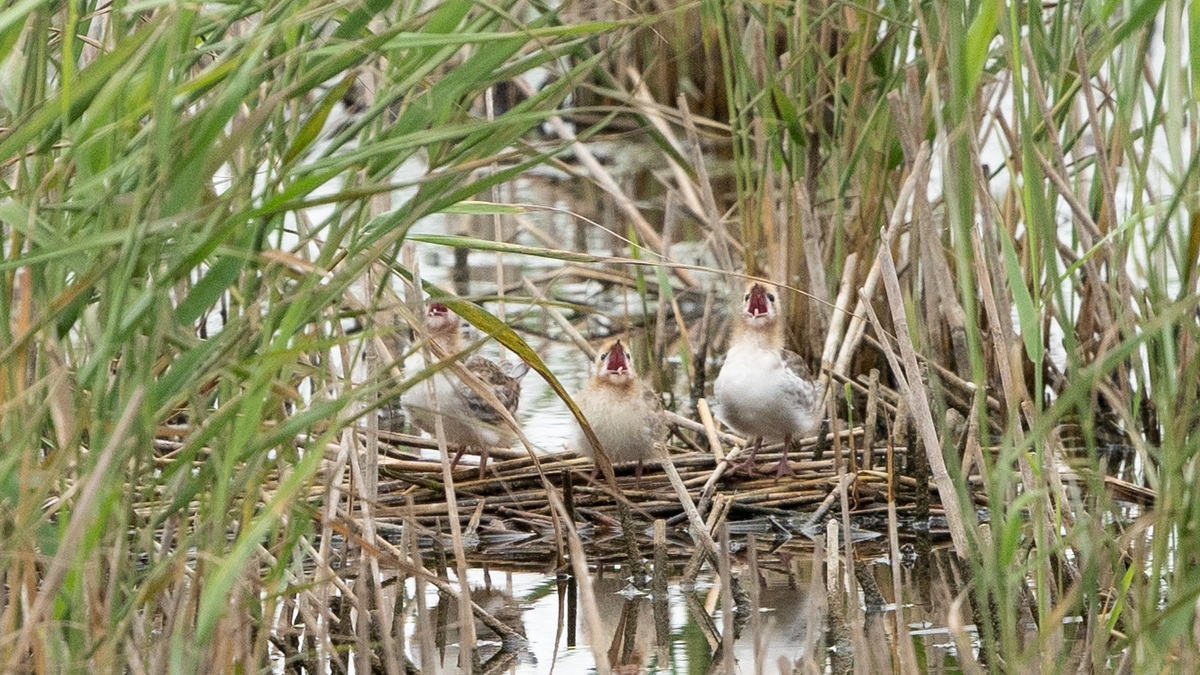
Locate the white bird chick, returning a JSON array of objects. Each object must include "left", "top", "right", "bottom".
[
  {"left": 713, "top": 282, "right": 822, "bottom": 478},
  {"left": 573, "top": 338, "right": 665, "bottom": 483},
  {"left": 401, "top": 302, "right": 529, "bottom": 477}
]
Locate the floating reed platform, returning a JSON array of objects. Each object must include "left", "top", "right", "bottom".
[
  {"left": 362, "top": 421, "right": 1153, "bottom": 570},
  {"left": 368, "top": 425, "right": 947, "bottom": 560}
]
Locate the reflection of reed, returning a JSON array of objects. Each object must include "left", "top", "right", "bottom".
[
  {"left": 412, "top": 584, "right": 532, "bottom": 675},
  {"left": 744, "top": 583, "right": 820, "bottom": 673},
  {"left": 586, "top": 576, "right": 656, "bottom": 674}
]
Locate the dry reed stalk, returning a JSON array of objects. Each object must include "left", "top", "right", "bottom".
[
  {"left": 860, "top": 333, "right": 1005, "bottom": 419},
  {"left": 403, "top": 496, "right": 435, "bottom": 675},
  {"left": 744, "top": 531, "right": 765, "bottom": 675},
  {"left": 1073, "top": 39, "right": 1121, "bottom": 254},
  {"left": 862, "top": 369, "right": 880, "bottom": 471},
  {"left": 948, "top": 589, "right": 988, "bottom": 675},
  {"left": 718, "top": 522, "right": 735, "bottom": 674},
  {"left": 689, "top": 290, "right": 717, "bottom": 413},
  {"left": 682, "top": 588, "right": 723, "bottom": 652},
  {"left": 831, "top": 228, "right": 903, "bottom": 387},
  {"left": 688, "top": 429, "right": 859, "bottom": 508},
  {"left": 683, "top": 495, "right": 734, "bottom": 584},
  {"left": 652, "top": 519, "right": 671, "bottom": 663},
  {"left": 823, "top": 518, "right": 849, "bottom": 668},
  {"left": 663, "top": 409, "right": 745, "bottom": 446},
  {"left": 655, "top": 195, "right": 678, "bottom": 374},
  {"left": 679, "top": 95, "right": 738, "bottom": 273},
  {"left": 485, "top": 86, "right": 507, "bottom": 361},
  {"left": 785, "top": 537, "right": 823, "bottom": 674},
  {"left": 559, "top": 263, "right": 653, "bottom": 288},
  {"left": 521, "top": 277, "right": 596, "bottom": 360},
  {"left": 316, "top": 394, "right": 354, "bottom": 669},
  {"left": 352, "top": 260, "right": 402, "bottom": 670},
  {"left": 626, "top": 69, "right": 707, "bottom": 220},
  {"left": 822, "top": 253, "right": 859, "bottom": 380},
  {"left": 890, "top": 86, "right": 972, "bottom": 378},
  {"left": 959, "top": 412, "right": 988, "bottom": 485},
  {"left": 831, "top": 401, "right": 859, "bottom": 637},
  {"left": 375, "top": 531, "right": 527, "bottom": 647},
  {"left": 799, "top": 473, "right": 857, "bottom": 531},
  {"left": 655, "top": 444, "right": 721, "bottom": 563},
  {"left": 969, "top": 227, "right": 1027, "bottom": 422},
  {"left": 535, "top": 105, "right": 697, "bottom": 289},
  {"left": 887, "top": 440, "right": 922, "bottom": 673},
  {"left": 696, "top": 398, "right": 726, "bottom": 461},
  {"left": 830, "top": 370, "right": 900, "bottom": 417},
  {"left": 559, "top": 503, "right": 611, "bottom": 674},
  {"left": 794, "top": 183, "right": 831, "bottom": 335},
  {"left": 874, "top": 143, "right": 971, "bottom": 558}
]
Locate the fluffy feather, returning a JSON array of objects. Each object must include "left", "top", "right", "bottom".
[
  {"left": 401, "top": 302, "right": 529, "bottom": 474},
  {"left": 713, "top": 282, "right": 822, "bottom": 477},
  {"left": 573, "top": 339, "right": 665, "bottom": 472}
]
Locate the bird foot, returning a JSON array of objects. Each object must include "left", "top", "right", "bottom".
[
  {"left": 773, "top": 456, "right": 796, "bottom": 479},
  {"left": 727, "top": 456, "right": 758, "bottom": 477}
]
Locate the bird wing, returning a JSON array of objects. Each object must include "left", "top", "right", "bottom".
[
  {"left": 455, "top": 355, "right": 523, "bottom": 424},
  {"left": 781, "top": 349, "right": 814, "bottom": 380},
  {"left": 781, "top": 349, "right": 820, "bottom": 412},
  {"left": 499, "top": 359, "right": 531, "bottom": 380},
  {"left": 640, "top": 385, "right": 664, "bottom": 415}
]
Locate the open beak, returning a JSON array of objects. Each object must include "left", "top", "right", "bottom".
[
  {"left": 746, "top": 285, "right": 770, "bottom": 317},
  {"left": 426, "top": 302, "right": 449, "bottom": 317},
  {"left": 604, "top": 340, "right": 630, "bottom": 375}
]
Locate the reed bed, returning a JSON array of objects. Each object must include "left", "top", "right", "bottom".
[{"left": 2, "top": 0, "right": 1196, "bottom": 672}]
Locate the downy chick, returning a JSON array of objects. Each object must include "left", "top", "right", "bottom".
[
  {"left": 713, "top": 282, "right": 821, "bottom": 477},
  {"left": 402, "top": 302, "right": 529, "bottom": 477},
  {"left": 573, "top": 338, "right": 665, "bottom": 482}
]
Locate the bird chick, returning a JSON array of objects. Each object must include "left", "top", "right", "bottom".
[
  {"left": 401, "top": 302, "right": 529, "bottom": 477},
  {"left": 713, "top": 282, "right": 821, "bottom": 478},
  {"left": 573, "top": 338, "right": 665, "bottom": 483}
]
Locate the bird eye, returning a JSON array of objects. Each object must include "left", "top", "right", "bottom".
[
  {"left": 624, "top": 351, "right": 631, "bottom": 360},
  {"left": 743, "top": 293, "right": 750, "bottom": 301},
  {"left": 599, "top": 351, "right": 608, "bottom": 361},
  {"left": 767, "top": 293, "right": 775, "bottom": 302}
]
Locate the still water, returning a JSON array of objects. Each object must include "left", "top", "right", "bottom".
[{"left": 398, "top": 548, "right": 973, "bottom": 674}]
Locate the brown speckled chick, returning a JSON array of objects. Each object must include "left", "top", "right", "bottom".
[
  {"left": 573, "top": 338, "right": 665, "bottom": 482},
  {"left": 401, "top": 302, "right": 529, "bottom": 477}
]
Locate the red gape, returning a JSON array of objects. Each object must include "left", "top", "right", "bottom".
[
  {"left": 747, "top": 285, "right": 769, "bottom": 316},
  {"left": 605, "top": 341, "right": 628, "bottom": 373}
]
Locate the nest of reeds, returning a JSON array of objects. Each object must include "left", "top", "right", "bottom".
[
  {"left": 367, "top": 402, "right": 1153, "bottom": 570},
  {"left": 371, "top": 422, "right": 950, "bottom": 564}
]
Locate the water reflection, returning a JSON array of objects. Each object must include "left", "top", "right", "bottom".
[{"left": 397, "top": 542, "right": 984, "bottom": 674}]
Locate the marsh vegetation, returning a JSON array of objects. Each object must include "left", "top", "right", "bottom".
[{"left": 1, "top": 0, "right": 1197, "bottom": 672}]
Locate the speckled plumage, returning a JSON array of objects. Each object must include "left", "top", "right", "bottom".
[
  {"left": 401, "top": 303, "right": 529, "bottom": 475},
  {"left": 713, "top": 282, "right": 822, "bottom": 477},
  {"left": 573, "top": 339, "right": 665, "bottom": 474}
]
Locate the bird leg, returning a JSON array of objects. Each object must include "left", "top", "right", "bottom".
[
  {"left": 634, "top": 459, "right": 645, "bottom": 489},
  {"left": 450, "top": 445, "right": 469, "bottom": 470},
  {"left": 447, "top": 446, "right": 489, "bottom": 479},
  {"left": 729, "top": 437, "right": 763, "bottom": 476},
  {"left": 773, "top": 434, "right": 796, "bottom": 478}
]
